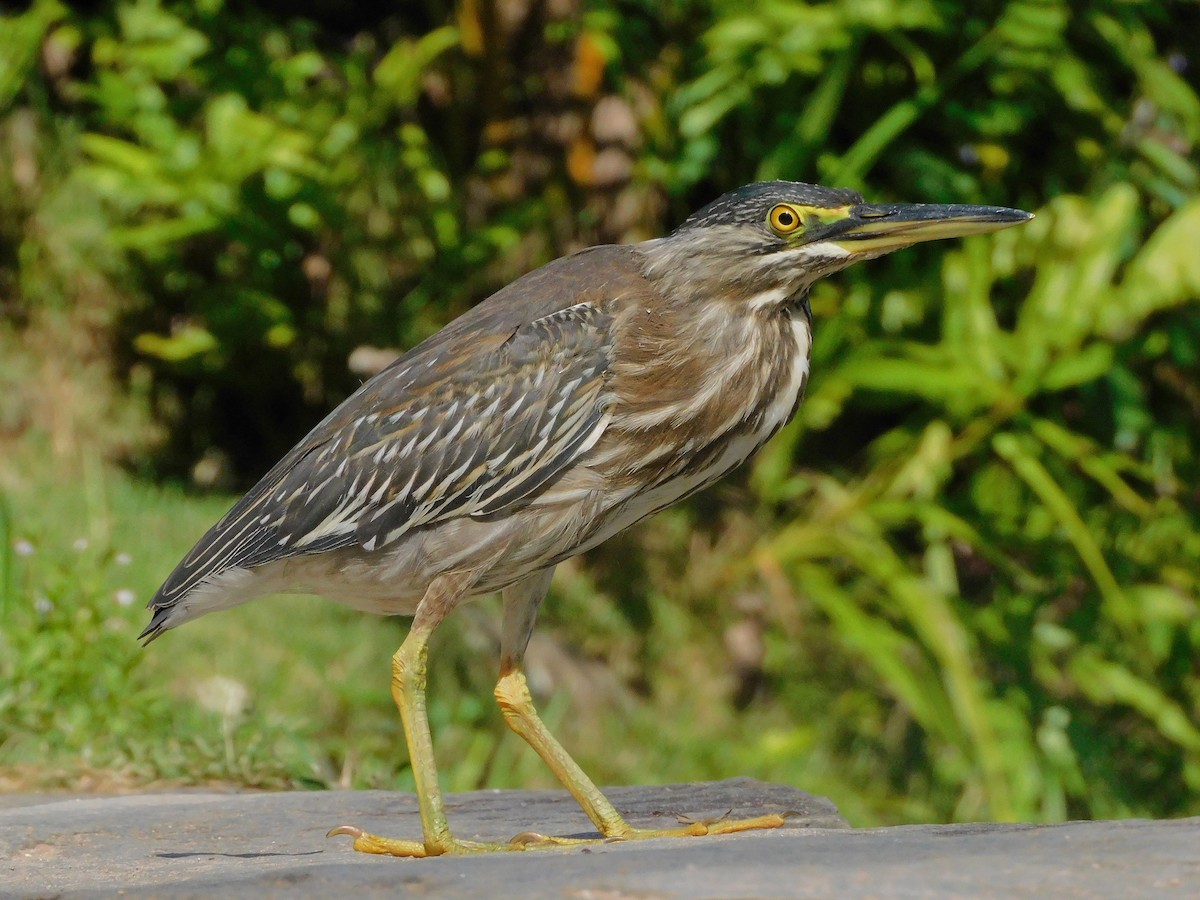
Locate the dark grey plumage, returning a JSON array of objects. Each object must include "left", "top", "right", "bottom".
[{"left": 676, "top": 181, "right": 862, "bottom": 231}]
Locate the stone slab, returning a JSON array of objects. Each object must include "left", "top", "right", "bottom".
[{"left": 1, "top": 779, "right": 1196, "bottom": 898}]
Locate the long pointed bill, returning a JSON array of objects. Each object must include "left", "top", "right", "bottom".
[{"left": 826, "top": 202, "right": 1033, "bottom": 254}]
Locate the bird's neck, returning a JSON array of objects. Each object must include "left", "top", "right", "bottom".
[{"left": 639, "top": 246, "right": 815, "bottom": 327}]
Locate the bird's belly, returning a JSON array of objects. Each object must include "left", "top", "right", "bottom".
[
  {"left": 566, "top": 409, "right": 790, "bottom": 560},
  {"left": 249, "top": 495, "right": 603, "bottom": 613}
]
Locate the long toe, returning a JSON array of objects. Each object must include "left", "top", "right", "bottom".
[
  {"left": 608, "top": 812, "right": 786, "bottom": 842},
  {"left": 703, "top": 812, "right": 788, "bottom": 835},
  {"left": 507, "top": 830, "right": 604, "bottom": 849},
  {"left": 327, "top": 825, "right": 524, "bottom": 857},
  {"left": 327, "top": 825, "right": 430, "bottom": 857}
]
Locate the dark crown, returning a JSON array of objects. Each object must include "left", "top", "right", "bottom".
[{"left": 674, "top": 181, "right": 864, "bottom": 233}]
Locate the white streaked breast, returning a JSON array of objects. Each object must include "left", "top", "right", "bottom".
[{"left": 573, "top": 308, "right": 812, "bottom": 556}]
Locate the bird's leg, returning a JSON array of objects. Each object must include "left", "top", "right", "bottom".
[
  {"left": 494, "top": 569, "right": 786, "bottom": 844},
  {"left": 493, "top": 568, "right": 623, "bottom": 838},
  {"left": 328, "top": 571, "right": 517, "bottom": 857}
]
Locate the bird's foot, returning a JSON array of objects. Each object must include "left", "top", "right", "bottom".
[{"left": 327, "top": 811, "right": 785, "bottom": 857}]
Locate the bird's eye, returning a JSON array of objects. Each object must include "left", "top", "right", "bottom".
[{"left": 768, "top": 204, "right": 803, "bottom": 235}]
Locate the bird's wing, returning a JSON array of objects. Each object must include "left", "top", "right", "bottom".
[
  {"left": 289, "top": 300, "right": 614, "bottom": 552},
  {"left": 152, "top": 298, "right": 616, "bottom": 609}
]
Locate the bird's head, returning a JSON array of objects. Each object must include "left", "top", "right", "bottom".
[{"left": 643, "top": 181, "right": 1032, "bottom": 310}]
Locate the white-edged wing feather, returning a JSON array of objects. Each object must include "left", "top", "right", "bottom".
[{"left": 150, "top": 301, "right": 614, "bottom": 613}]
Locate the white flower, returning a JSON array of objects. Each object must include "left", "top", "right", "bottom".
[
  {"left": 73, "top": 538, "right": 89, "bottom": 552},
  {"left": 115, "top": 589, "right": 136, "bottom": 607},
  {"left": 195, "top": 676, "right": 251, "bottom": 720},
  {"left": 14, "top": 539, "right": 34, "bottom": 557},
  {"left": 115, "top": 552, "right": 132, "bottom": 566}
]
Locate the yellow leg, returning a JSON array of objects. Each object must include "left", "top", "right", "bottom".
[
  {"left": 494, "top": 666, "right": 785, "bottom": 841},
  {"left": 329, "top": 568, "right": 784, "bottom": 857},
  {"left": 328, "top": 573, "right": 519, "bottom": 857},
  {"left": 493, "top": 568, "right": 784, "bottom": 842}
]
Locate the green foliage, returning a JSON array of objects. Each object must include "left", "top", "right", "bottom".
[
  {"left": 0, "top": 451, "right": 307, "bottom": 787},
  {"left": 0, "top": 0, "right": 1197, "bottom": 826},
  {"left": 666, "top": 0, "right": 1199, "bottom": 206},
  {"left": 72, "top": 0, "right": 480, "bottom": 468}
]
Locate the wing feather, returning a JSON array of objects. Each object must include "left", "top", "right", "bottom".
[{"left": 151, "top": 298, "right": 615, "bottom": 606}]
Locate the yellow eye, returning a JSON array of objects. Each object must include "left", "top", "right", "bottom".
[{"left": 768, "top": 204, "right": 803, "bottom": 235}]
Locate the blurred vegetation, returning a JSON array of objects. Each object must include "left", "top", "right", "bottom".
[{"left": 1, "top": 0, "right": 1197, "bottom": 827}]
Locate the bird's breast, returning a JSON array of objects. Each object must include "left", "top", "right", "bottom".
[
  {"left": 668, "top": 307, "right": 813, "bottom": 489},
  {"left": 553, "top": 306, "right": 812, "bottom": 554},
  {"left": 744, "top": 309, "right": 813, "bottom": 449}
]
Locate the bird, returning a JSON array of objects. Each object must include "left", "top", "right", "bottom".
[{"left": 143, "top": 181, "right": 1031, "bottom": 857}]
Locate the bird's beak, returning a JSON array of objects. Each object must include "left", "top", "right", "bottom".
[{"left": 825, "top": 202, "right": 1033, "bottom": 254}]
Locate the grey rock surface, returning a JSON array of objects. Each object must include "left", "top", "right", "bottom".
[{"left": 1, "top": 779, "right": 1196, "bottom": 898}]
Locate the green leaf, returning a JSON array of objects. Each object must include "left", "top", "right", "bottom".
[
  {"left": 134, "top": 325, "right": 219, "bottom": 362},
  {"left": 1070, "top": 650, "right": 1200, "bottom": 752},
  {"left": 374, "top": 26, "right": 460, "bottom": 109},
  {"left": 0, "top": 0, "right": 66, "bottom": 111},
  {"left": 1039, "top": 342, "right": 1113, "bottom": 391},
  {"left": 992, "top": 432, "right": 1140, "bottom": 642}
]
